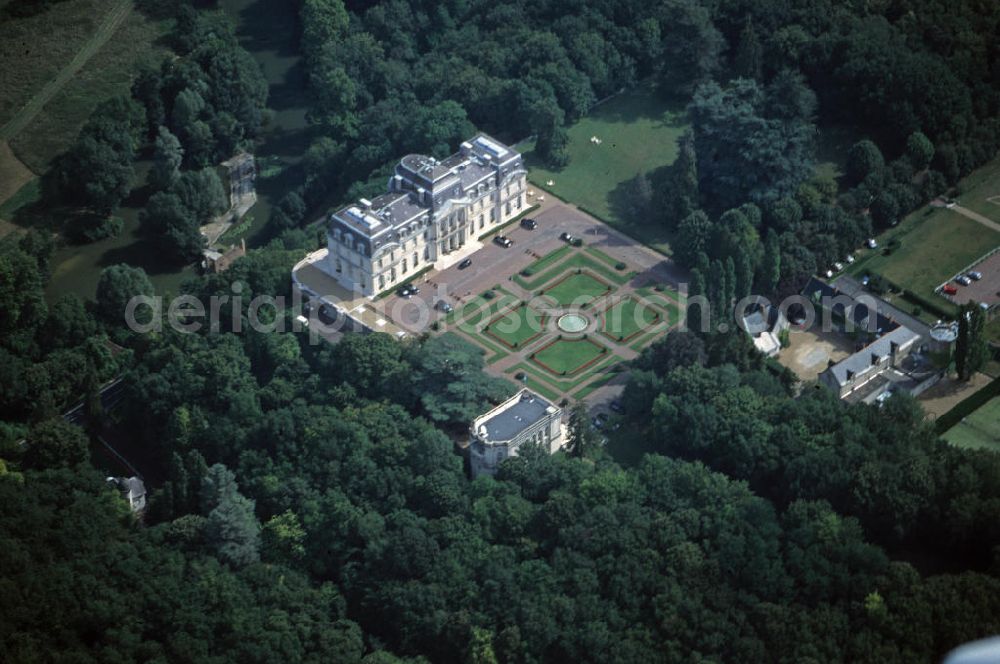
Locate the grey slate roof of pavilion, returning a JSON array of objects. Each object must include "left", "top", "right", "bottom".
[
  {"left": 823, "top": 325, "right": 920, "bottom": 387},
  {"left": 328, "top": 133, "right": 522, "bottom": 256},
  {"left": 480, "top": 391, "right": 553, "bottom": 444}
]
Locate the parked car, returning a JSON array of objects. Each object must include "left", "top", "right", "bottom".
[
  {"left": 591, "top": 413, "right": 608, "bottom": 430},
  {"left": 968, "top": 271, "right": 983, "bottom": 281},
  {"left": 942, "top": 285, "right": 958, "bottom": 295},
  {"left": 397, "top": 286, "right": 412, "bottom": 298},
  {"left": 493, "top": 235, "right": 513, "bottom": 248},
  {"left": 845, "top": 254, "right": 855, "bottom": 264},
  {"left": 520, "top": 217, "right": 537, "bottom": 230},
  {"left": 435, "top": 300, "right": 453, "bottom": 313},
  {"left": 861, "top": 275, "right": 871, "bottom": 287},
  {"left": 560, "top": 232, "right": 583, "bottom": 246},
  {"left": 609, "top": 399, "right": 623, "bottom": 413},
  {"left": 318, "top": 305, "right": 336, "bottom": 324},
  {"left": 867, "top": 238, "right": 878, "bottom": 249},
  {"left": 956, "top": 275, "right": 972, "bottom": 286},
  {"left": 833, "top": 262, "right": 844, "bottom": 272},
  {"left": 458, "top": 258, "right": 473, "bottom": 269}
]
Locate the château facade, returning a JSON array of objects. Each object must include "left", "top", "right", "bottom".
[{"left": 323, "top": 134, "right": 528, "bottom": 296}]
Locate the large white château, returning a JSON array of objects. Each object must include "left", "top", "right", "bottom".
[{"left": 322, "top": 133, "right": 528, "bottom": 296}]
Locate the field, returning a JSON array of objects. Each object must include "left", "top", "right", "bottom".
[
  {"left": 942, "top": 397, "right": 1000, "bottom": 452},
  {"left": 848, "top": 208, "right": 1000, "bottom": 314},
  {"left": 7, "top": 3, "right": 172, "bottom": 173},
  {"left": 520, "top": 84, "right": 687, "bottom": 254},
  {"left": 0, "top": 0, "right": 108, "bottom": 129}
]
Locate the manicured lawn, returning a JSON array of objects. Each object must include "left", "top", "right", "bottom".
[
  {"left": 849, "top": 208, "right": 1000, "bottom": 308},
  {"left": 532, "top": 338, "right": 607, "bottom": 376},
  {"left": 447, "top": 289, "right": 520, "bottom": 334},
  {"left": 485, "top": 305, "right": 547, "bottom": 349},
  {"left": 542, "top": 272, "right": 613, "bottom": 307},
  {"left": 601, "top": 297, "right": 662, "bottom": 341},
  {"left": 943, "top": 397, "right": 1000, "bottom": 452},
  {"left": 520, "top": 83, "right": 687, "bottom": 254},
  {"left": 516, "top": 251, "right": 634, "bottom": 290},
  {"left": 521, "top": 245, "right": 573, "bottom": 275}
]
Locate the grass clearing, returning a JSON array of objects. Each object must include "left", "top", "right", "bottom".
[
  {"left": 532, "top": 337, "right": 607, "bottom": 376},
  {"left": 0, "top": 0, "right": 108, "bottom": 128},
  {"left": 520, "top": 83, "right": 687, "bottom": 254},
  {"left": 9, "top": 4, "right": 172, "bottom": 172},
  {"left": 942, "top": 397, "right": 1000, "bottom": 452},
  {"left": 542, "top": 272, "right": 613, "bottom": 307}
]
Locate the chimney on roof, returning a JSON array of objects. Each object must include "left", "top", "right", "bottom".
[{"left": 359, "top": 198, "right": 372, "bottom": 209}]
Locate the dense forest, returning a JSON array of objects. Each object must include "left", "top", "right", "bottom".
[{"left": 4, "top": 0, "right": 1000, "bottom": 661}]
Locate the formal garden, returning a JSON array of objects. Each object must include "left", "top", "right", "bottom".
[{"left": 444, "top": 243, "right": 684, "bottom": 401}]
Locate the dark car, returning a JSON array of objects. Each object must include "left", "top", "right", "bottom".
[
  {"left": 520, "top": 217, "right": 537, "bottom": 230},
  {"left": 493, "top": 235, "right": 513, "bottom": 248},
  {"left": 458, "top": 258, "right": 473, "bottom": 269},
  {"left": 609, "top": 399, "right": 623, "bottom": 413},
  {"left": 317, "top": 305, "right": 337, "bottom": 325},
  {"left": 560, "top": 232, "right": 582, "bottom": 246},
  {"left": 397, "top": 286, "right": 412, "bottom": 298},
  {"left": 592, "top": 412, "right": 608, "bottom": 430},
  {"left": 435, "top": 300, "right": 454, "bottom": 313}
]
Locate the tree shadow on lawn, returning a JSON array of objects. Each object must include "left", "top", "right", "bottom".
[{"left": 606, "top": 163, "right": 675, "bottom": 250}]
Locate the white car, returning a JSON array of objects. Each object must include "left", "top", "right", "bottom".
[
  {"left": 833, "top": 262, "right": 844, "bottom": 272},
  {"left": 846, "top": 255, "right": 855, "bottom": 264},
  {"left": 867, "top": 238, "right": 878, "bottom": 249}
]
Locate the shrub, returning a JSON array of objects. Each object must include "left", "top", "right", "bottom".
[
  {"left": 615, "top": 262, "right": 626, "bottom": 271},
  {"left": 522, "top": 268, "right": 534, "bottom": 276},
  {"left": 483, "top": 290, "right": 495, "bottom": 300}
]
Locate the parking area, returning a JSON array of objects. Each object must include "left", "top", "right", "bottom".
[
  {"left": 939, "top": 249, "right": 1000, "bottom": 307},
  {"left": 378, "top": 202, "right": 684, "bottom": 332}
]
